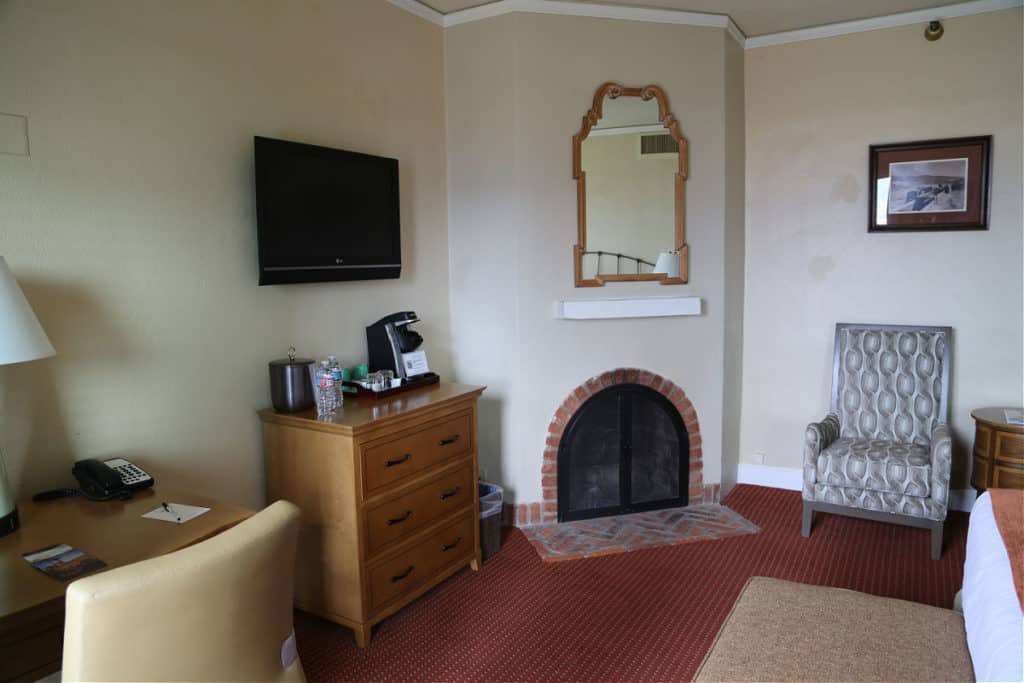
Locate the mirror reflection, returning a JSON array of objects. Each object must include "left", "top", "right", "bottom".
[{"left": 581, "top": 95, "right": 678, "bottom": 280}]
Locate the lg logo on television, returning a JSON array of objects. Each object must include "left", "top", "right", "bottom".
[{"left": 335, "top": 258, "right": 344, "bottom": 264}]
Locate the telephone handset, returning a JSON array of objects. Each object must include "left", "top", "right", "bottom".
[{"left": 33, "top": 458, "right": 155, "bottom": 502}]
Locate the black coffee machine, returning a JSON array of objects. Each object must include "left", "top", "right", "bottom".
[{"left": 366, "top": 311, "right": 435, "bottom": 382}]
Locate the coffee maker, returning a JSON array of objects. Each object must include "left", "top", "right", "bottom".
[{"left": 366, "top": 311, "right": 432, "bottom": 381}]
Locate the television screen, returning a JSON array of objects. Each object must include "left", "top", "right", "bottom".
[{"left": 255, "top": 136, "right": 400, "bottom": 285}]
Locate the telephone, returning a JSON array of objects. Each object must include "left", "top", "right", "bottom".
[{"left": 33, "top": 458, "right": 155, "bottom": 502}]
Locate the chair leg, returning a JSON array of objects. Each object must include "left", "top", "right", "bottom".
[
  {"left": 801, "top": 501, "right": 813, "bottom": 537},
  {"left": 931, "top": 522, "right": 944, "bottom": 561}
]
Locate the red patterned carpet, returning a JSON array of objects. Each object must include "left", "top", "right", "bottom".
[{"left": 295, "top": 485, "right": 969, "bottom": 682}]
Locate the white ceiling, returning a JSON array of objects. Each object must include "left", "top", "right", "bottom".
[{"left": 417, "top": 0, "right": 969, "bottom": 36}]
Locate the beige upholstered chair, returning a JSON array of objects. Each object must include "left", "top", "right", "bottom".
[
  {"left": 802, "top": 323, "right": 953, "bottom": 560},
  {"left": 62, "top": 500, "right": 305, "bottom": 683}
]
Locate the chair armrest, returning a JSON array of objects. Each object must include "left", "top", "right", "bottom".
[
  {"left": 803, "top": 414, "right": 840, "bottom": 497},
  {"left": 929, "top": 422, "right": 953, "bottom": 514}
]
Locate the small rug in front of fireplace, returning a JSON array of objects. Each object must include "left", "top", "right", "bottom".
[{"left": 520, "top": 505, "right": 760, "bottom": 562}]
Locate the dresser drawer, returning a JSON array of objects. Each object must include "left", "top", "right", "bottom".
[
  {"left": 995, "top": 432, "right": 1024, "bottom": 464},
  {"left": 365, "top": 462, "right": 475, "bottom": 557},
  {"left": 368, "top": 513, "right": 475, "bottom": 612},
  {"left": 363, "top": 412, "right": 472, "bottom": 493}
]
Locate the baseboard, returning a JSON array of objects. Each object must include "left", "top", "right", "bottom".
[
  {"left": 948, "top": 488, "right": 977, "bottom": 512},
  {"left": 737, "top": 464, "right": 802, "bottom": 491},
  {"left": 736, "top": 464, "right": 977, "bottom": 512}
]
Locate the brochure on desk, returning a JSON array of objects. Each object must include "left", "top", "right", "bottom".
[{"left": 23, "top": 544, "right": 106, "bottom": 581}]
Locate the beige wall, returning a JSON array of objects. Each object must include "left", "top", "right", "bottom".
[
  {"left": 0, "top": 0, "right": 451, "bottom": 506},
  {"left": 446, "top": 14, "right": 739, "bottom": 504},
  {"left": 739, "top": 9, "right": 1024, "bottom": 488},
  {"left": 4, "top": 0, "right": 1016, "bottom": 511}
]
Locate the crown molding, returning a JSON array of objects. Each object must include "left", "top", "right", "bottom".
[
  {"left": 392, "top": 0, "right": 1022, "bottom": 50},
  {"left": 443, "top": 0, "right": 737, "bottom": 37},
  {"left": 745, "top": 0, "right": 1023, "bottom": 48},
  {"left": 724, "top": 16, "right": 745, "bottom": 46},
  {"left": 385, "top": 0, "right": 445, "bottom": 26}
]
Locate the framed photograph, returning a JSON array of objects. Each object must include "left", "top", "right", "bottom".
[{"left": 868, "top": 135, "right": 991, "bottom": 232}]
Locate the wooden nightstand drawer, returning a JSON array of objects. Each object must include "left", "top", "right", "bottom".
[
  {"left": 365, "top": 462, "right": 474, "bottom": 557},
  {"left": 993, "top": 464, "right": 1024, "bottom": 489},
  {"left": 995, "top": 432, "right": 1024, "bottom": 464},
  {"left": 971, "top": 456, "right": 990, "bottom": 490},
  {"left": 363, "top": 412, "right": 472, "bottom": 493},
  {"left": 368, "top": 513, "right": 475, "bottom": 612},
  {"left": 973, "top": 424, "right": 991, "bottom": 455}
]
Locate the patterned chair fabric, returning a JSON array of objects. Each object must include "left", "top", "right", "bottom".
[
  {"left": 834, "top": 328, "right": 947, "bottom": 446},
  {"left": 803, "top": 324, "right": 952, "bottom": 527},
  {"left": 816, "top": 439, "right": 931, "bottom": 497}
]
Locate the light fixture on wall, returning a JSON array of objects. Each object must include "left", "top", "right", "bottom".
[
  {"left": 0, "top": 256, "right": 56, "bottom": 537},
  {"left": 924, "top": 20, "right": 944, "bottom": 41},
  {"left": 653, "top": 251, "right": 680, "bottom": 279}
]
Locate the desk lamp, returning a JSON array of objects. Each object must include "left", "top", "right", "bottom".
[{"left": 0, "top": 256, "right": 55, "bottom": 536}]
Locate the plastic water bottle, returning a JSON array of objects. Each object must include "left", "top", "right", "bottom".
[
  {"left": 316, "top": 361, "right": 336, "bottom": 416},
  {"left": 327, "top": 355, "right": 344, "bottom": 407}
]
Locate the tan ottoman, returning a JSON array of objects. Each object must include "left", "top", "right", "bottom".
[{"left": 694, "top": 577, "right": 974, "bottom": 682}]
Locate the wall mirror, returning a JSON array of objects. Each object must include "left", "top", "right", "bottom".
[{"left": 573, "top": 82, "right": 688, "bottom": 287}]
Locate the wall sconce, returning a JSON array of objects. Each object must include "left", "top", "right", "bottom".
[{"left": 924, "top": 20, "right": 944, "bottom": 41}]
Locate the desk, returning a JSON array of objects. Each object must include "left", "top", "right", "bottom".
[{"left": 0, "top": 487, "right": 252, "bottom": 682}]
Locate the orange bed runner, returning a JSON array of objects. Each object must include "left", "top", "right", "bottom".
[{"left": 989, "top": 488, "right": 1024, "bottom": 611}]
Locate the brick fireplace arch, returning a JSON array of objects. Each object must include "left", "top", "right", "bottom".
[{"left": 513, "top": 368, "right": 717, "bottom": 526}]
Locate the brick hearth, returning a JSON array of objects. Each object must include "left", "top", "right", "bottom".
[{"left": 507, "top": 368, "right": 718, "bottom": 526}]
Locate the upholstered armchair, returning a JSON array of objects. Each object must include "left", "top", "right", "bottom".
[{"left": 801, "top": 323, "right": 953, "bottom": 560}]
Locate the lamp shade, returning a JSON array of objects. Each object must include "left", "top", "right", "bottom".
[
  {"left": 653, "top": 251, "right": 679, "bottom": 278},
  {"left": 0, "top": 256, "right": 55, "bottom": 365}
]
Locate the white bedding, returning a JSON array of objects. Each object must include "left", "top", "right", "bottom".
[{"left": 962, "top": 491, "right": 1024, "bottom": 683}]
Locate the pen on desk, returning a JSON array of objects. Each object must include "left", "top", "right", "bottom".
[{"left": 161, "top": 501, "right": 181, "bottom": 523}]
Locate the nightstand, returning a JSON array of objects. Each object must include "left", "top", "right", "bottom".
[{"left": 970, "top": 407, "right": 1024, "bottom": 493}]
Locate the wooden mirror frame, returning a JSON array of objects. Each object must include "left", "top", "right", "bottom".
[{"left": 573, "top": 82, "right": 689, "bottom": 287}]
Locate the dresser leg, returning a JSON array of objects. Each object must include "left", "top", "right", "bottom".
[
  {"left": 353, "top": 624, "right": 372, "bottom": 648},
  {"left": 470, "top": 557, "right": 481, "bottom": 571}
]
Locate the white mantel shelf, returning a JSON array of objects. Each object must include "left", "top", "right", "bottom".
[{"left": 555, "top": 296, "right": 702, "bottom": 320}]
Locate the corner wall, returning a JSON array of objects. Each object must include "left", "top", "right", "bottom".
[
  {"left": 721, "top": 34, "right": 746, "bottom": 494},
  {"left": 446, "top": 14, "right": 741, "bottom": 505},
  {"left": 738, "top": 9, "right": 1024, "bottom": 487},
  {"left": 0, "top": 0, "right": 451, "bottom": 506}
]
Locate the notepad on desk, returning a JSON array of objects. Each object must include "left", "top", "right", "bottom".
[{"left": 143, "top": 503, "right": 210, "bottom": 524}]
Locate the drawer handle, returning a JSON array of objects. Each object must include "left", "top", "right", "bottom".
[
  {"left": 386, "top": 510, "right": 413, "bottom": 526},
  {"left": 440, "top": 486, "right": 460, "bottom": 500},
  {"left": 439, "top": 434, "right": 461, "bottom": 446},
  {"left": 386, "top": 453, "right": 412, "bottom": 467},
  {"left": 442, "top": 536, "right": 462, "bottom": 552},
  {"left": 390, "top": 565, "right": 415, "bottom": 582}
]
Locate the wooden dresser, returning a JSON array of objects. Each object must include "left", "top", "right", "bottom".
[
  {"left": 970, "top": 406, "right": 1024, "bottom": 493},
  {"left": 259, "top": 382, "right": 485, "bottom": 647}
]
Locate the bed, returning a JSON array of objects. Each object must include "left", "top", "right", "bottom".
[{"left": 962, "top": 490, "right": 1024, "bottom": 683}]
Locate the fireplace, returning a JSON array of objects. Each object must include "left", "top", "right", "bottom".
[
  {"left": 499, "top": 368, "right": 712, "bottom": 527},
  {"left": 509, "top": 369, "right": 710, "bottom": 526},
  {"left": 558, "top": 383, "right": 688, "bottom": 521}
]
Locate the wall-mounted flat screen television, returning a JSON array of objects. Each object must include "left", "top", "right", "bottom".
[{"left": 255, "top": 136, "right": 400, "bottom": 285}]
